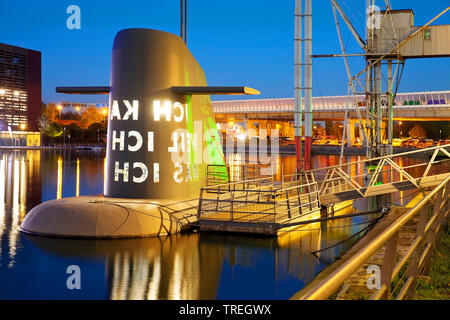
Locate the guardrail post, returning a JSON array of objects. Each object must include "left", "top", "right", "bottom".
[
  {"left": 297, "top": 186, "right": 302, "bottom": 216},
  {"left": 380, "top": 231, "right": 399, "bottom": 299},
  {"left": 197, "top": 188, "right": 203, "bottom": 219},
  {"left": 230, "top": 183, "right": 235, "bottom": 221},
  {"left": 421, "top": 190, "right": 442, "bottom": 276},
  {"left": 404, "top": 205, "right": 429, "bottom": 299},
  {"left": 286, "top": 190, "right": 291, "bottom": 219}
]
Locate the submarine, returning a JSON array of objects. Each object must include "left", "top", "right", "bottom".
[{"left": 20, "top": 28, "right": 259, "bottom": 238}]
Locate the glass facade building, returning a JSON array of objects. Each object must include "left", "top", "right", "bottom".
[{"left": 0, "top": 43, "right": 41, "bottom": 132}]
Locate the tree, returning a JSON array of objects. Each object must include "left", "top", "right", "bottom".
[
  {"left": 80, "top": 107, "right": 104, "bottom": 129},
  {"left": 331, "top": 122, "right": 344, "bottom": 139},
  {"left": 44, "top": 103, "right": 59, "bottom": 123},
  {"left": 409, "top": 125, "right": 426, "bottom": 139},
  {"left": 45, "top": 123, "right": 63, "bottom": 138},
  {"left": 37, "top": 114, "right": 51, "bottom": 133},
  {"left": 313, "top": 125, "right": 326, "bottom": 137}
]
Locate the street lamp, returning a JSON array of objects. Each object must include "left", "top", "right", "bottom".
[{"left": 57, "top": 105, "right": 63, "bottom": 119}]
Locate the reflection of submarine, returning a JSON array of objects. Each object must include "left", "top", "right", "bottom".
[
  {"left": 21, "top": 29, "right": 259, "bottom": 238},
  {"left": 24, "top": 232, "right": 224, "bottom": 299}
]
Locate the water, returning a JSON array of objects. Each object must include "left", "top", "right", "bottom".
[{"left": 0, "top": 149, "right": 432, "bottom": 299}]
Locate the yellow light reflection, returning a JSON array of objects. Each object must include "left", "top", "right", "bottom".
[
  {"left": 20, "top": 157, "right": 26, "bottom": 222},
  {"left": 76, "top": 159, "right": 80, "bottom": 197},
  {"left": 9, "top": 158, "right": 20, "bottom": 267},
  {"left": 103, "top": 157, "right": 107, "bottom": 195},
  {"left": 57, "top": 157, "right": 63, "bottom": 199},
  {"left": 0, "top": 156, "right": 5, "bottom": 260}
]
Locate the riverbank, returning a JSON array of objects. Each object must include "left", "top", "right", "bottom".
[
  {"left": 223, "top": 144, "right": 429, "bottom": 156},
  {"left": 291, "top": 191, "right": 449, "bottom": 300},
  {"left": 0, "top": 145, "right": 105, "bottom": 150}
]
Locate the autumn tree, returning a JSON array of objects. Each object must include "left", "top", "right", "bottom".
[
  {"left": 409, "top": 124, "right": 426, "bottom": 139},
  {"left": 330, "top": 122, "right": 344, "bottom": 139},
  {"left": 80, "top": 107, "right": 104, "bottom": 129},
  {"left": 44, "top": 103, "right": 59, "bottom": 123},
  {"left": 313, "top": 125, "right": 326, "bottom": 137}
]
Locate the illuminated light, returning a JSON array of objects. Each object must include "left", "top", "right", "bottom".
[
  {"left": 102, "top": 109, "right": 108, "bottom": 115},
  {"left": 236, "top": 133, "right": 246, "bottom": 141},
  {"left": 0, "top": 157, "right": 4, "bottom": 204},
  {"left": 57, "top": 158, "right": 63, "bottom": 199},
  {"left": 173, "top": 163, "right": 183, "bottom": 183},
  {"left": 114, "top": 161, "right": 129, "bottom": 182},
  {"left": 399, "top": 121, "right": 403, "bottom": 125},
  {"left": 146, "top": 256, "right": 161, "bottom": 300},
  {"left": 132, "top": 162, "right": 148, "bottom": 183},
  {"left": 122, "top": 100, "right": 139, "bottom": 120},
  {"left": 0, "top": 89, "right": 5, "bottom": 95},
  {"left": 153, "top": 163, "right": 160, "bottom": 183},
  {"left": 153, "top": 100, "right": 172, "bottom": 121},
  {"left": 112, "top": 130, "right": 125, "bottom": 151},
  {"left": 216, "top": 123, "right": 221, "bottom": 130},
  {"left": 127, "top": 131, "right": 143, "bottom": 152},
  {"left": 19, "top": 124, "right": 26, "bottom": 130},
  {"left": 75, "top": 106, "right": 81, "bottom": 112},
  {"left": 9, "top": 158, "right": 21, "bottom": 267},
  {"left": 57, "top": 105, "right": 63, "bottom": 110},
  {"left": 103, "top": 158, "right": 107, "bottom": 195},
  {"left": 20, "top": 158, "right": 26, "bottom": 222},
  {"left": 76, "top": 159, "right": 80, "bottom": 197},
  {"left": 228, "top": 121, "right": 234, "bottom": 126},
  {"left": 148, "top": 132, "right": 154, "bottom": 152},
  {"left": 173, "top": 102, "right": 184, "bottom": 123},
  {"left": 13, "top": 91, "right": 20, "bottom": 96}
]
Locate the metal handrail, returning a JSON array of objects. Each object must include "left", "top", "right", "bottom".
[
  {"left": 293, "top": 174, "right": 450, "bottom": 300},
  {"left": 295, "top": 144, "right": 450, "bottom": 174}
]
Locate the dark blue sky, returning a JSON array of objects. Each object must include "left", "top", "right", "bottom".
[{"left": 0, "top": 0, "right": 449, "bottom": 104}]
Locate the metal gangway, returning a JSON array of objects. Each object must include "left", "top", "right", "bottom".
[
  {"left": 197, "top": 145, "right": 450, "bottom": 235},
  {"left": 197, "top": 175, "right": 321, "bottom": 234},
  {"left": 296, "top": 144, "right": 450, "bottom": 205}
]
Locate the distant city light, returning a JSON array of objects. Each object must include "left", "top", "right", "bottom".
[
  {"left": 0, "top": 89, "right": 5, "bottom": 95},
  {"left": 13, "top": 91, "right": 20, "bottom": 96}
]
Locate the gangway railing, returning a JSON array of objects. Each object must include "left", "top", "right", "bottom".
[
  {"left": 198, "top": 176, "right": 320, "bottom": 223},
  {"left": 206, "top": 163, "right": 273, "bottom": 186},
  {"left": 292, "top": 174, "right": 450, "bottom": 300},
  {"left": 285, "top": 144, "right": 450, "bottom": 204}
]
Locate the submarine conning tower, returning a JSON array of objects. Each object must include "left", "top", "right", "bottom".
[
  {"left": 19, "top": 28, "right": 259, "bottom": 238},
  {"left": 105, "top": 28, "right": 222, "bottom": 199}
]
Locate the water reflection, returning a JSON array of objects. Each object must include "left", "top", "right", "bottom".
[
  {"left": 0, "top": 149, "right": 442, "bottom": 299},
  {"left": 23, "top": 214, "right": 367, "bottom": 300}
]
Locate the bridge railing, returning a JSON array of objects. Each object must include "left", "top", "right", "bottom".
[
  {"left": 206, "top": 163, "right": 273, "bottom": 186},
  {"left": 291, "top": 174, "right": 450, "bottom": 300},
  {"left": 197, "top": 176, "right": 320, "bottom": 223},
  {"left": 284, "top": 144, "right": 450, "bottom": 203}
]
